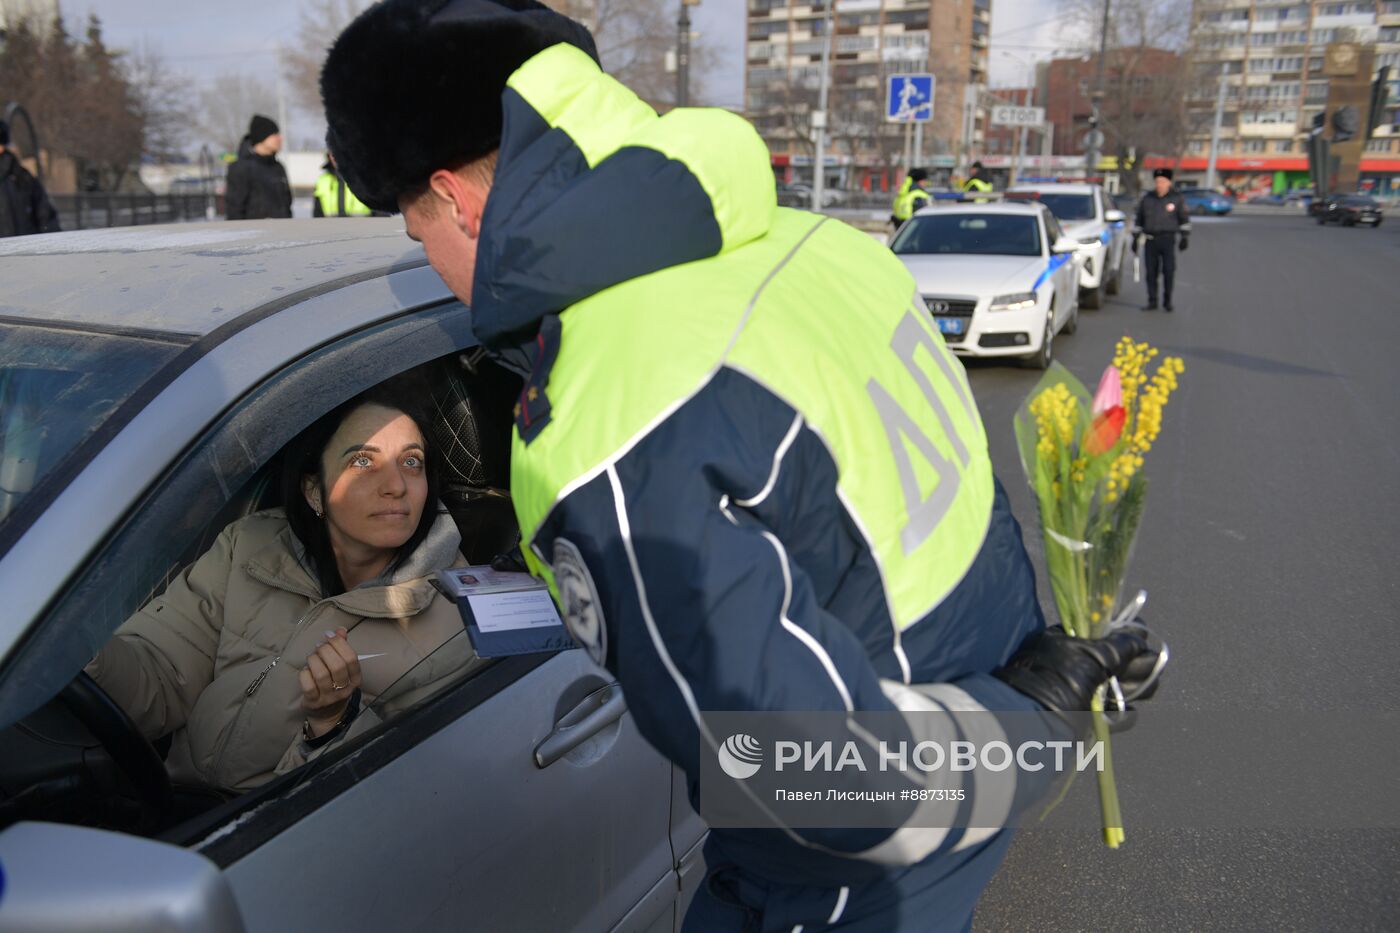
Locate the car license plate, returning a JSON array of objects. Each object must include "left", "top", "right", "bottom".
[{"left": 936, "top": 317, "right": 965, "bottom": 336}]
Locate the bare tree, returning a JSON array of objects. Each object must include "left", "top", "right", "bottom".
[
  {"left": 198, "top": 72, "right": 280, "bottom": 154},
  {"left": 1056, "top": 0, "right": 1202, "bottom": 192},
  {"left": 0, "top": 9, "right": 146, "bottom": 190},
  {"left": 129, "top": 42, "right": 191, "bottom": 162},
  {"left": 596, "top": 0, "right": 698, "bottom": 106},
  {"left": 281, "top": 0, "right": 373, "bottom": 114},
  {"left": 549, "top": 0, "right": 721, "bottom": 108}
]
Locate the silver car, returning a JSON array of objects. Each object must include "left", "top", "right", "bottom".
[{"left": 0, "top": 220, "right": 705, "bottom": 932}]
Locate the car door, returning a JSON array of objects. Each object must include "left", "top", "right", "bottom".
[{"left": 0, "top": 298, "right": 677, "bottom": 932}]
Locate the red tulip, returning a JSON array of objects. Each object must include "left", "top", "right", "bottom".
[{"left": 1084, "top": 405, "right": 1125, "bottom": 456}]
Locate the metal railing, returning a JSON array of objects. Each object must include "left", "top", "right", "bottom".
[{"left": 50, "top": 193, "right": 217, "bottom": 231}]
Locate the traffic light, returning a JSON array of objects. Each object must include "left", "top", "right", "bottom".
[{"left": 1367, "top": 65, "right": 1393, "bottom": 140}]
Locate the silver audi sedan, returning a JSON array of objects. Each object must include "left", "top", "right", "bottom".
[{"left": 0, "top": 221, "right": 704, "bottom": 932}]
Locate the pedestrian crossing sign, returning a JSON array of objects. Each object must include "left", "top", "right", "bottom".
[{"left": 886, "top": 74, "right": 935, "bottom": 123}]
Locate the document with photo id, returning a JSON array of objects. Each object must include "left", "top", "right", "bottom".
[{"left": 436, "top": 566, "right": 577, "bottom": 658}]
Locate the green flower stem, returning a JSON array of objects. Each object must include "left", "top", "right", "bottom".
[{"left": 1091, "top": 687, "right": 1124, "bottom": 848}]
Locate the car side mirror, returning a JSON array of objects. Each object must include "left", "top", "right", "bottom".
[
  {"left": 1104, "top": 209, "right": 1126, "bottom": 223},
  {"left": 0, "top": 822, "right": 247, "bottom": 932},
  {"left": 1052, "top": 236, "right": 1079, "bottom": 254}
]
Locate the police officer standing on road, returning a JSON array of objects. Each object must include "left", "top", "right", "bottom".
[
  {"left": 889, "top": 166, "right": 931, "bottom": 229},
  {"left": 322, "top": 3, "right": 1164, "bottom": 929},
  {"left": 1133, "top": 168, "right": 1191, "bottom": 311}
]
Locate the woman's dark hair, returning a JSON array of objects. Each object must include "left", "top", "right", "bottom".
[{"left": 278, "top": 385, "right": 442, "bottom": 597}]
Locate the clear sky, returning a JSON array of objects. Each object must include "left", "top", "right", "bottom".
[{"left": 63, "top": 0, "right": 1086, "bottom": 137}]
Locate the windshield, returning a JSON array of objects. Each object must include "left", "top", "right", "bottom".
[
  {"left": 891, "top": 213, "right": 1042, "bottom": 257},
  {"left": 0, "top": 322, "right": 185, "bottom": 538},
  {"left": 1027, "top": 193, "right": 1095, "bottom": 221}
]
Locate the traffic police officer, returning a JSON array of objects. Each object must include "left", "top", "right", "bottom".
[
  {"left": 961, "top": 159, "right": 993, "bottom": 198},
  {"left": 889, "top": 167, "right": 931, "bottom": 229},
  {"left": 1133, "top": 168, "right": 1191, "bottom": 311},
  {"left": 313, "top": 153, "right": 376, "bottom": 217},
  {"left": 322, "top": 2, "right": 1163, "bottom": 929}
]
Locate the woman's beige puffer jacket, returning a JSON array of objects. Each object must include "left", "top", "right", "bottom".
[{"left": 88, "top": 507, "right": 483, "bottom": 792}]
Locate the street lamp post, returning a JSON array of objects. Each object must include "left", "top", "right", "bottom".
[
  {"left": 1001, "top": 52, "right": 1038, "bottom": 186},
  {"left": 1087, "top": 0, "right": 1112, "bottom": 178},
  {"left": 812, "top": 0, "right": 835, "bottom": 212},
  {"left": 1204, "top": 69, "right": 1228, "bottom": 191},
  {"left": 677, "top": 0, "right": 701, "bottom": 108}
]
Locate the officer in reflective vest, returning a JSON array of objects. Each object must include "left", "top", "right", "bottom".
[
  {"left": 323, "top": 3, "right": 1165, "bottom": 929},
  {"left": 890, "top": 167, "right": 932, "bottom": 229},
  {"left": 313, "top": 154, "right": 374, "bottom": 217},
  {"left": 961, "top": 160, "right": 993, "bottom": 198}
]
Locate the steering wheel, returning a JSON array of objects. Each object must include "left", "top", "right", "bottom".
[{"left": 57, "top": 671, "right": 174, "bottom": 833}]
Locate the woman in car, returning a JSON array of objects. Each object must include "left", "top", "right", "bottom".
[{"left": 87, "top": 387, "right": 484, "bottom": 792}]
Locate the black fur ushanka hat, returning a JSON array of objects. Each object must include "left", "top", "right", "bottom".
[{"left": 320, "top": 0, "right": 598, "bottom": 213}]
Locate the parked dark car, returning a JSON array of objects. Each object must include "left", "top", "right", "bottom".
[{"left": 1316, "top": 194, "right": 1384, "bottom": 227}]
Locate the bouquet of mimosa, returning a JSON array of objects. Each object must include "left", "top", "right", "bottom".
[{"left": 1013, "top": 337, "right": 1184, "bottom": 847}]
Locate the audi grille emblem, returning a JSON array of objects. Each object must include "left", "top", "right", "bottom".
[{"left": 928, "top": 300, "right": 950, "bottom": 314}]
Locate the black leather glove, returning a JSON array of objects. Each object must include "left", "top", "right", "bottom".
[
  {"left": 995, "top": 628, "right": 1158, "bottom": 732},
  {"left": 1178, "top": 236, "right": 1189, "bottom": 252}
]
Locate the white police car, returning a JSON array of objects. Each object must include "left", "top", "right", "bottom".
[
  {"left": 891, "top": 202, "right": 1081, "bottom": 369},
  {"left": 1006, "top": 182, "right": 1129, "bottom": 310}
]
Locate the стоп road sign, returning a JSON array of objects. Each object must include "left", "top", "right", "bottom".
[{"left": 990, "top": 105, "right": 1045, "bottom": 127}]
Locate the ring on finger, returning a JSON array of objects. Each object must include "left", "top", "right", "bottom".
[{"left": 330, "top": 681, "right": 347, "bottom": 691}]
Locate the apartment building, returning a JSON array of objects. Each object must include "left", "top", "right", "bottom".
[
  {"left": 1188, "top": 0, "right": 1400, "bottom": 196},
  {"left": 745, "top": 0, "right": 991, "bottom": 190}
]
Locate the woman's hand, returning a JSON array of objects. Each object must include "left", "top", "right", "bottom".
[{"left": 299, "top": 628, "right": 362, "bottom": 737}]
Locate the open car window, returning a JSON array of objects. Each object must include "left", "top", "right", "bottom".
[
  {"left": 367, "top": 627, "right": 480, "bottom": 722},
  {"left": 0, "top": 300, "right": 543, "bottom": 844}
]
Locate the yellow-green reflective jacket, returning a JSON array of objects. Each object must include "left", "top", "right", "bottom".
[
  {"left": 314, "top": 170, "right": 373, "bottom": 216},
  {"left": 471, "top": 43, "right": 1051, "bottom": 879},
  {"left": 892, "top": 180, "right": 932, "bottom": 222}
]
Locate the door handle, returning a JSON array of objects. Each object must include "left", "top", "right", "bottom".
[{"left": 534, "top": 683, "right": 627, "bottom": 768}]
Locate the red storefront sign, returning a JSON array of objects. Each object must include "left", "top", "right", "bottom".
[{"left": 1142, "top": 155, "right": 1400, "bottom": 172}]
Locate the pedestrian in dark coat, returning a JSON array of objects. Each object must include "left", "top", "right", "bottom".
[
  {"left": 1133, "top": 168, "right": 1191, "bottom": 311},
  {"left": 0, "top": 120, "right": 61, "bottom": 237},
  {"left": 225, "top": 115, "right": 292, "bottom": 220}
]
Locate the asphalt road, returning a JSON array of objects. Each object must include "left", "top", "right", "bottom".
[{"left": 967, "top": 212, "right": 1400, "bottom": 932}]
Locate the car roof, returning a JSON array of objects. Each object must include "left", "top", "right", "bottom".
[
  {"left": 0, "top": 219, "right": 425, "bottom": 338},
  {"left": 1008, "top": 183, "right": 1098, "bottom": 194}
]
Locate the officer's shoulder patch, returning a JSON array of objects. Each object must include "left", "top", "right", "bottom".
[{"left": 553, "top": 537, "right": 607, "bottom": 666}]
